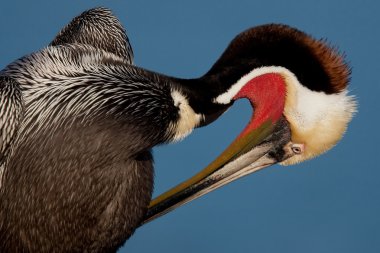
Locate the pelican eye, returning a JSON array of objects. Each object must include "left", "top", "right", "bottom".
[{"left": 291, "top": 144, "right": 304, "bottom": 155}]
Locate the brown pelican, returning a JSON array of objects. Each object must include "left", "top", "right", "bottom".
[{"left": 0, "top": 7, "right": 355, "bottom": 253}]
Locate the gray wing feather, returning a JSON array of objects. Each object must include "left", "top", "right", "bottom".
[
  {"left": 0, "top": 76, "right": 23, "bottom": 165},
  {"left": 50, "top": 7, "right": 134, "bottom": 64}
]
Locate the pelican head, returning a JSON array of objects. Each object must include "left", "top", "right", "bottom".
[{"left": 145, "top": 24, "right": 356, "bottom": 222}]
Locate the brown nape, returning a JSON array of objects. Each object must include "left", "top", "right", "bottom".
[
  {"left": 205, "top": 24, "right": 350, "bottom": 94},
  {"left": 300, "top": 33, "right": 350, "bottom": 92}
]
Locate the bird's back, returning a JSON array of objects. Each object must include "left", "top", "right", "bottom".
[{"left": 0, "top": 45, "right": 174, "bottom": 252}]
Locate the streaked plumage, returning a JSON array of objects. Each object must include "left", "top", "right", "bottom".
[
  {"left": 0, "top": 7, "right": 355, "bottom": 253},
  {"left": 0, "top": 76, "right": 23, "bottom": 181},
  {"left": 0, "top": 8, "right": 188, "bottom": 252}
]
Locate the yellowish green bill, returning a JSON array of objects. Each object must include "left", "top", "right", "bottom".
[{"left": 149, "top": 120, "right": 274, "bottom": 208}]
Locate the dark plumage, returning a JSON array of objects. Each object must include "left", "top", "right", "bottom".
[
  {"left": 0, "top": 76, "right": 23, "bottom": 168},
  {"left": 50, "top": 8, "right": 134, "bottom": 63},
  {"left": 0, "top": 7, "right": 354, "bottom": 253},
  {"left": 0, "top": 8, "right": 184, "bottom": 252}
]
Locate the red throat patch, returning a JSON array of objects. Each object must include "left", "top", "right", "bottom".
[{"left": 233, "top": 73, "right": 287, "bottom": 138}]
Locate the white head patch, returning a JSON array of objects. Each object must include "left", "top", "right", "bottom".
[{"left": 215, "top": 66, "right": 357, "bottom": 165}]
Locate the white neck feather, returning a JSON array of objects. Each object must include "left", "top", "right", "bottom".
[
  {"left": 169, "top": 90, "right": 203, "bottom": 142},
  {"left": 215, "top": 66, "right": 357, "bottom": 164}
]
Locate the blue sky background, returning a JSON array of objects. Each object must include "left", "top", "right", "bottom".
[{"left": 1, "top": 1, "right": 379, "bottom": 252}]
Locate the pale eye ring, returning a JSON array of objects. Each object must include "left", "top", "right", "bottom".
[{"left": 291, "top": 143, "right": 304, "bottom": 155}]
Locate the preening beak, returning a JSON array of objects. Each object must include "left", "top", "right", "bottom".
[
  {"left": 144, "top": 117, "right": 294, "bottom": 224},
  {"left": 143, "top": 73, "right": 292, "bottom": 224}
]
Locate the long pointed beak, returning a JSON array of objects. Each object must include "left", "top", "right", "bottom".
[
  {"left": 143, "top": 73, "right": 291, "bottom": 224},
  {"left": 143, "top": 117, "right": 294, "bottom": 224}
]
